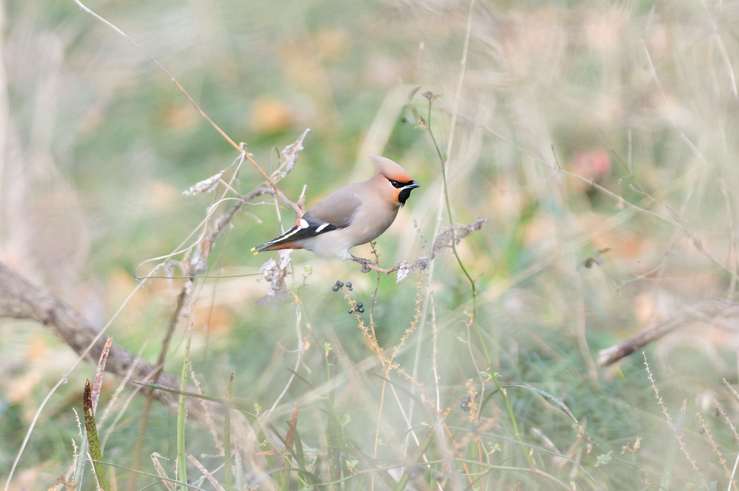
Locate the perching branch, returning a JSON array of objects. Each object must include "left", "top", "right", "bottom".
[{"left": 351, "top": 218, "right": 486, "bottom": 281}]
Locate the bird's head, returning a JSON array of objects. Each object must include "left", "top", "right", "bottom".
[{"left": 371, "top": 155, "right": 420, "bottom": 206}]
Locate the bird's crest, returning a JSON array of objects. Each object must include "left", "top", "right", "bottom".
[{"left": 371, "top": 155, "right": 412, "bottom": 183}]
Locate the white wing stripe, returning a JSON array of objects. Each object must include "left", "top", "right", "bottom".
[
  {"left": 263, "top": 218, "right": 334, "bottom": 247},
  {"left": 264, "top": 222, "right": 305, "bottom": 245}
]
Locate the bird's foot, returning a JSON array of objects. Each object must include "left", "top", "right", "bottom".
[{"left": 349, "top": 255, "right": 390, "bottom": 274}]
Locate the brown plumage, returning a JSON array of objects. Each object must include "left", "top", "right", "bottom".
[{"left": 255, "top": 156, "right": 419, "bottom": 258}]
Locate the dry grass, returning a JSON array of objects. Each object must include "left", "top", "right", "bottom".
[{"left": 4, "top": 0, "right": 739, "bottom": 490}]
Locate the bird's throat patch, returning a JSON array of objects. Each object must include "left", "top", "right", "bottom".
[{"left": 398, "top": 187, "right": 414, "bottom": 205}]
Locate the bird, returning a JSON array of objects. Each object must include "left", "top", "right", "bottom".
[{"left": 254, "top": 156, "right": 419, "bottom": 259}]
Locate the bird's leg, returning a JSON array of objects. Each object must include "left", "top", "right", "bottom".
[
  {"left": 349, "top": 254, "right": 391, "bottom": 274},
  {"left": 349, "top": 254, "right": 372, "bottom": 272}
]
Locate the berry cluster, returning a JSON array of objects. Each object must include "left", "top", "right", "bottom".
[
  {"left": 348, "top": 302, "right": 364, "bottom": 314},
  {"left": 331, "top": 280, "right": 353, "bottom": 292}
]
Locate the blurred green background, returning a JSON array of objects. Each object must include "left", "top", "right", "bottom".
[{"left": 3, "top": 0, "right": 739, "bottom": 489}]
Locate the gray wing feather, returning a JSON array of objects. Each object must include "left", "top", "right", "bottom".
[
  {"left": 306, "top": 186, "right": 361, "bottom": 228},
  {"left": 256, "top": 186, "right": 362, "bottom": 252}
]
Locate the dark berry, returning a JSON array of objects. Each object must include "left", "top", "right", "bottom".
[
  {"left": 345, "top": 281, "right": 353, "bottom": 290},
  {"left": 460, "top": 396, "right": 471, "bottom": 412}
]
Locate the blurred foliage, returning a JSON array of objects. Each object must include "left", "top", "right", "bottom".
[{"left": 4, "top": 0, "right": 739, "bottom": 489}]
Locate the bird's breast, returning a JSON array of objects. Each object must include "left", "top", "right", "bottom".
[{"left": 347, "top": 204, "right": 398, "bottom": 247}]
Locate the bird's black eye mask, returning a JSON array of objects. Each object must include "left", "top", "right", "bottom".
[{"left": 387, "top": 178, "right": 419, "bottom": 205}]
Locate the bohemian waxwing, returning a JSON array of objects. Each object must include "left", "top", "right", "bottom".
[{"left": 255, "top": 156, "right": 419, "bottom": 258}]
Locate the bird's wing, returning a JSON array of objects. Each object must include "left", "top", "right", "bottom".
[
  {"left": 255, "top": 187, "right": 361, "bottom": 251},
  {"left": 306, "top": 186, "right": 361, "bottom": 228}
]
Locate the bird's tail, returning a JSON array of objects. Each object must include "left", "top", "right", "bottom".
[
  {"left": 252, "top": 241, "right": 298, "bottom": 254},
  {"left": 252, "top": 225, "right": 306, "bottom": 254}
]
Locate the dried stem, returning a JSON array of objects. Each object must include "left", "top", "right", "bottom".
[
  {"left": 423, "top": 95, "right": 478, "bottom": 323},
  {"left": 643, "top": 353, "right": 700, "bottom": 473},
  {"left": 129, "top": 280, "right": 193, "bottom": 491},
  {"left": 598, "top": 301, "right": 739, "bottom": 366},
  {"left": 72, "top": 0, "right": 304, "bottom": 220},
  {"left": 1, "top": 262, "right": 159, "bottom": 491}
]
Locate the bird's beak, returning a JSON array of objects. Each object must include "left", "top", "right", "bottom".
[{"left": 400, "top": 181, "right": 419, "bottom": 191}]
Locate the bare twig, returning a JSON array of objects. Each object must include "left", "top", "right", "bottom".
[
  {"left": 188, "top": 454, "right": 226, "bottom": 491},
  {"left": 0, "top": 259, "right": 276, "bottom": 488},
  {"left": 72, "top": 0, "right": 304, "bottom": 219},
  {"left": 0, "top": 263, "right": 167, "bottom": 489},
  {"left": 1, "top": 132, "right": 305, "bottom": 488},
  {"left": 350, "top": 218, "right": 486, "bottom": 279},
  {"left": 130, "top": 279, "right": 193, "bottom": 490},
  {"left": 265, "top": 298, "right": 304, "bottom": 416},
  {"left": 128, "top": 129, "right": 309, "bottom": 482},
  {"left": 150, "top": 453, "right": 176, "bottom": 491},
  {"left": 91, "top": 338, "right": 113, "bottom": 412},
  {"left": 730, "top": 452, "right": 739, "bottom": 491},
  {"left": 406, "top": 1, "right": 476, "bottom": 458},
  {"left": 0, "top": 262, "right": 203, "bottom": 413},
  {"left": 720, "top": 177, "right": 737, "bottom": 300},
  {"left": 423, "top": 93, "right": 478, "bottom": 316},
  {"left": 556, "top": 154, "right": 739, "bottom": 285},
  {"left": 598, "top": 301, "right": 739, "bottom": 366}
]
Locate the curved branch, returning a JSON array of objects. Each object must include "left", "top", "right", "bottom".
[
  {"left": 0, "top": 261, "right": 279, "bottom": 488},
  {"left": 0, "top": 261, "right": 205, "bottom": 419},
  {"left": 597, "top": 300, "right": 739, "bottom": 366},
  {"left": 350, "top": 218, "right": 486, "bottom": 281}
]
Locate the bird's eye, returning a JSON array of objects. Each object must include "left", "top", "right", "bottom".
[{"left": 388, "top": 179, "right": 404, "bottom": 188}]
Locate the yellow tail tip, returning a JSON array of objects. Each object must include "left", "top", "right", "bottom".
[{"left": 250, "top": 246, "right": 259, "bottom": 255}]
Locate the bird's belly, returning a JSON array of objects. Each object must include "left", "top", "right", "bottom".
[
  {"left": 349, "top": 211, "right": 396, "bottom": 246},
  {"left": 301, "top": 206, "right": 398, "bottom": 258},
  {"left": 301, "top": 233, "right": 353, "bottom": 259}
]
